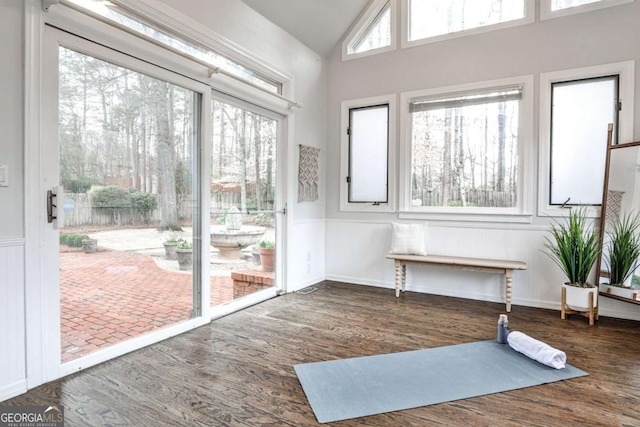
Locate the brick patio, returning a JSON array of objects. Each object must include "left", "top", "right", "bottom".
[{"left": 60, "top": 250, "right": 255, "bottom": 362}]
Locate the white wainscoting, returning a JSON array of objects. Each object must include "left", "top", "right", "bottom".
[
  {"left": 325, "top": 220, "right": 640, "bottom": 321},
  {"left": 0, "top": 239, "right": 27, "bottom": 401},
  {"left": 287, "top": 220, "right": 325, "bottom": 292}
]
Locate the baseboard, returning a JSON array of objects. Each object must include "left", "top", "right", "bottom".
[
  {"left": 325, "top": 274, "right": 561, "bottom": 311},
  {"left": 288, "top": 275, "right": 325, "bottom": 293},
  {"left": 0, "top": 379, "right": 27, "bottom": 402}
]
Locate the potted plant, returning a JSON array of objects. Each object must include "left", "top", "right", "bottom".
[
  {"left": 544, "top": 208, "right": 601, "bottom": 315},
  {"left": 258, "top": 240, "right": 275, "bottom": 272},
  {"left": 175, "top": 239, "right": 193, "bottom": 271},
  {"left": 163, "top": 234, "right": 180, "bottom": 260},
  {"left": 600, "top": 212, "right": 640, "bottom": 299},
  {"left": 251, "top": 244, "right": 261, "bottom": 266}
]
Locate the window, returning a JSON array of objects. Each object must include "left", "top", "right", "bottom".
[
  {"left": 550, "top": 76, "right": 619, "bottom": 206},
  {"left": 342, "top": 0, "right": 397, "bottom": 61},
  {"left": 541, "top": 0, "right": 634, "bottom": 19},
  {"left": 67, "top": 0, "right": 281, "bottom": 93},
  {"left": 400, "top": 76, "right": 533, "bottom": 221},
  {"left": 403, "top": 0, "right": 534, "bottom": 47},
  {"left": 340, "top": 95, "right": 397, "bottom": 212},
  {"left": 348, "top": 105, "right": 389, "bottom": 203},
  {"left": 538, "top": 61, "right": 635, "bottom": 217}
]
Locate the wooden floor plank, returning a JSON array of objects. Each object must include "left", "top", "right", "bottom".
[{"left": 4, "top": 281, "right": 640, "bottom": 426}]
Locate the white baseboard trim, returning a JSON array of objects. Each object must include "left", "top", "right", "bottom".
[
  {"left": 0, "top": 379, "right": 27, "bottom": 402},
  {"left": 326, "top": 274, "right": 558, "bottom": 310},
  {"left": 287, "top": 275, "right": 325, "bottom": 293}
]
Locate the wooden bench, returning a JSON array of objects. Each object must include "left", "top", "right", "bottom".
[{"left": 386, "top": 254, "right": 527, "bottom": 312}]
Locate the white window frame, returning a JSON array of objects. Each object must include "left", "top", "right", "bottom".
[
  {"left": 399, "top": 75, "right": 534, "bottom": 223},
  {"left": 538, "top": 61, "right": 635, "bottom": 217},
  {"left": 342, "top": 0, "right": 398, "bottom": 62},
  {"left": 401, "top": 0, "right": 535, "bottom": 49},
  {"left": 340, "top": 94, "right": 397, "bottom": 213},
  {"left": 540, "top": 0, "right": 634, "bottom": 20}
]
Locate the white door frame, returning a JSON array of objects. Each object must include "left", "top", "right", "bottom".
[{"left": 25, "top": 25, "right": 212, "bottom": 386}]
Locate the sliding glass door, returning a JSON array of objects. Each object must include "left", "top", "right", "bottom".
[
  {"left": 209, "top": 96, "right": 283, "bottom": 309},
  {"left": 43, "top": 27, "right": 206, "bottom": 369}
]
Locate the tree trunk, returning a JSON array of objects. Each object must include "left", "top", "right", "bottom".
[
  {"left": 156, "top": 81, "right": 179, "bottom": 230},
  {"left": 441, "top": 109, "right": 452, "bottom": 207},
  {"left": 254, "top": 115, "right": 262, "bottom": 211},
  {"left": 497, "top": 102, "right": 506, "bottom": 192},
  {"left": 239, "top": 111, "right": 248, "bottom": 212}
]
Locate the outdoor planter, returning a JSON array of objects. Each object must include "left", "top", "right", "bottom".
[
  {"left": 259, "top": 248, "right": 275, "bottom": 272},
  {"left": 81, "top": 238, "right": 98, "bottom": 254},
  {"left": 163, "top": 242, "right": 179, "bottom": 260},
  {"left": 176, "top": 248, "right": 192, "bottom": 271}
]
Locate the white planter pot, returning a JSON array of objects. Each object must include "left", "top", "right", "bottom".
[
  {"left": 599, "top": 283, "right": 639, "bottom": 300},
  {"left": 563, "top": 283, "right": 598, "bottom": 311}
]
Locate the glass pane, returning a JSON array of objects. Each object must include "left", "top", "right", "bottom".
[
  {"left": 349, "top": 106, "right": 389, "bottom": 203},
  {"left": 59, "top": 47, "right": 198, "bottom": 362},
  {"left": 409, "top": 0, "right": 526, "bottom": 41},
  {"left": 68, "top": 0, "right": 281, "bottom": 94},
  {"left": 550, "top": 77, "right": 616, "bottom": 205},
  {"left": 551, "top": 0, "right": 601, "bottom": 11},
  {"left": 410, "top": 99, "right": 519, "bottom": 208},
  {"left": 210, "top": 100, "right": 278, "bottom": 306},
  {"left": 349, "top": 3, "right": 391, "bottom": 54}
]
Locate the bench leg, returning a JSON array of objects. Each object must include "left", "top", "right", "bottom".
[
  {"left": 505, "top": 269, "right": 513, "bottom": 312},
  {"left": 401, "top": 264, "right": 407, "bottom": 293},
  {"left": 395, "top": 260, "right": 401, "bottom": 297}
]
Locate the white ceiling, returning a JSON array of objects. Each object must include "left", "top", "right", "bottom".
[{"left": 241, "top": 0, "right": 370, "bottom": 56}]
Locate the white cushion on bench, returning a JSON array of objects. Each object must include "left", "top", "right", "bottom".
[{"left": 389, "top": 223, "right": 427, "bottom": 256}]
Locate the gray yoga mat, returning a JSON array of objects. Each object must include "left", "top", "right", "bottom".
[{"left": 294, "top": 340, "right": 587, "bottom": 423}]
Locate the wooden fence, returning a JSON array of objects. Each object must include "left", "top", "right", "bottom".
[
  {"left": 62, "top": 193, "right": 193, "bottom": 227},
  {"left": 416, "top": 189, "right": 515, "bottom": 208}
]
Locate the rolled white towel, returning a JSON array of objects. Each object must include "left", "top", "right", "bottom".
[{"left": 507, "top": 331, "right": 566, "bottom": 369}]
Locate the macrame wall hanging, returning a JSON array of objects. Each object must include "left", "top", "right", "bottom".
[
  {"left": 606, "top": 190, "right": 624, "bottom": 222},
  {"left": 298, "top": 144, "right": 320, "bottom": 202}
]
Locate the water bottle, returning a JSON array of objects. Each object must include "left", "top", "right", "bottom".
[{"left": 497, "top": 314, "right": 509, "bottom": 344}]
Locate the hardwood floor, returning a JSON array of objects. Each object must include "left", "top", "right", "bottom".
[{"left": 5, "top": 281, "right": 640, "bottom": 426}]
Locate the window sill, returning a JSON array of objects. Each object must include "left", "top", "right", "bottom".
[
  {"left": 340, "top": 203, "right": 396, "bottom": 214},
  {"left": 399, "top": 210, "right": 533, "bottom": 224},
  {"left": 537, "top": 205, "right": 601, "bottom": 219}
]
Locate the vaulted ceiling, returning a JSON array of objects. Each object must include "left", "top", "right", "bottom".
[{"left": 241, "top": 0, "right": 370, "bottom": 56}]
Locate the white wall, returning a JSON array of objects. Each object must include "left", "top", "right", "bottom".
[
  {"left": 157, "top": 0, "right": 327, "bottom": 290},
  {"left": 0, "top": 0, "right": 24, "bottom": 238},
  {"left": 0, "top": 0, "right": 27, "bottom": 401},
  {"left": 325, "top": 1, "right": 640, "bottom": 321}
]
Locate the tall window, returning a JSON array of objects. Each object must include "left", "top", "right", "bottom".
[
  {"left": 348, "top": 105, "right": 389, "bottom": 203},
  {"left": 340, "top": 95, "right": 397, "bottom": 212},
  {"left": 538, "top": 61, "right": 634, "bottom": 217},
  {"left": 549, "top": 76, "right": 619, "bottom": 206},
  {"left": 405, "top": 0, "right": 531, "bottom": 45},
  {"left": 409, "top": 88, "right": 521, "bottom": 209}
]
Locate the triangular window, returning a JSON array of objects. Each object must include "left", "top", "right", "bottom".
[
  {"left": 342, "top": 0, "right": 396, "bottom": 60},
  {"left": 349, "top": 2, "right": 391, "bottom": 54}
]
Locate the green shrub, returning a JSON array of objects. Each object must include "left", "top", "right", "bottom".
[
  {"left": 59, "top": 233, "right": 90, "bottom": 247},
  {"left": 64, "top": 179, "right": 93, "bottom": 193},
  {"left": 92, "top": 186, "right": 131, "bottom": 209},
  {"left": 130, "top": 191, "right": 157, "bottom": 211}
]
